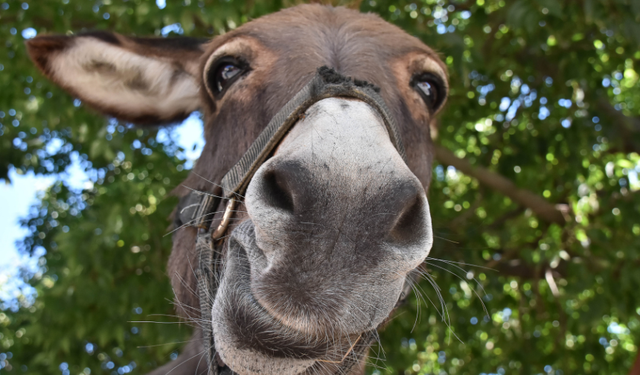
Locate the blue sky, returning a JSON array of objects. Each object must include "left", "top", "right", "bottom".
[{"left": 0, "top": 115, "right": 205, "bottom": 296}]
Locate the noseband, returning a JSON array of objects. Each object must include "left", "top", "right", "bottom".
[{"left": 176, "top": 67, "right": 415, "bottom": 375}]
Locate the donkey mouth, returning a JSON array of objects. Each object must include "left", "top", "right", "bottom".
[{"left": 211, "top": 220, "right": 370, "bottom": 375}]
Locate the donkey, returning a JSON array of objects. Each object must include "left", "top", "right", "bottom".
[{"left": 27, "top": 4, "right": 448, "bottom": 375}]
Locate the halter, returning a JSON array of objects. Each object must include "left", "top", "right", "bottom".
[{"left": 176, "top": 67, "right": 416, "bottom": 375}]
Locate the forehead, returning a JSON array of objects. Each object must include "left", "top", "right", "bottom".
[{"left": 203, "top": 5, "right": 446, "bottom": 82}]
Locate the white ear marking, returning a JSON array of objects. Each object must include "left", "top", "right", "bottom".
[{"left": 49, "top": 37, "right": 200, "bottom": 122}]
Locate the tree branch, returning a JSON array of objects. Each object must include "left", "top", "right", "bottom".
[{"left": 434, "top": 144, "right": 570, "bottom": 224}]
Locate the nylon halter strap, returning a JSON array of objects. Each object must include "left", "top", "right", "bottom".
[{"left": 178, "top": 67, "right": 414, "bottom": 375}]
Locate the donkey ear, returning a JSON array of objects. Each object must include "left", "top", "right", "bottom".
[{"left": 26, "top": 31, "right": 207, "bottom": 125}]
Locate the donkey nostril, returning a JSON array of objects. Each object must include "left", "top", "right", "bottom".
[
  {"left": 389, "top": 196, "right": 426, "bottom": 246},
  {"left": 262, "top": 169, "right": 295, "bottom": 212}
]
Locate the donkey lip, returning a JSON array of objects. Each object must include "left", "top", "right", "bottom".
[
  {"left": 214, "top": 220, "right": 344, "bottom": 352},
  {"left": 212, "top": 220, "right": 368, "bottom": 366}
]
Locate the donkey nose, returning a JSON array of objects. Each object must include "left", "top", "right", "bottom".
[
  {"left": 256, "top": 160, "right": 305, "bottom": 214},
  {"left": 245, "top": 98, "right": 432, "bottom": 267},
  {"left": 247, "top": 154, "right": 430, "bottom": 259},
  {"left": 259, "top": 158, "right": 426, "bottom": 228},
  {"left": 254, "top": 158, "right": 427, "bottom": 240},
  {"left": 385, "top": 180, "right": 430, "bottom": 246}
]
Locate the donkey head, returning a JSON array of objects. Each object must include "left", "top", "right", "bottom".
[{"left": 27, "top": 5, "right": 448, "bottom": 374}]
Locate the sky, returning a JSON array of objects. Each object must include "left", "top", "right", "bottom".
[
  {"left": 0, "top": 171, "right": 53, "bottom": 268},
  {"left": 0, "top": 115, "right": 205, "bottom": 298}
]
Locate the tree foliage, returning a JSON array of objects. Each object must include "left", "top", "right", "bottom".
[{"left": 0, "top": 0, "right": 639, "bottom": 374}]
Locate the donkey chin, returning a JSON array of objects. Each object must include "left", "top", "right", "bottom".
[
  {"left": 211, "top": 98, "right": 434, "bottom": 374},
  {"left": 212, "top": 221, "right": 395, "bottom": 375}
]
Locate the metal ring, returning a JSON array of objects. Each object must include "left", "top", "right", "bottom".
[{"left": 212, "top": 197, "right": 236, "bottom": 240}]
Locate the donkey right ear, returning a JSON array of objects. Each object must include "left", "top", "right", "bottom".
[{"left": 27, "top": 31, "right": 208, "bottom": 125}]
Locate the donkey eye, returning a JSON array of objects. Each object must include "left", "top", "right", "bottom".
[
  {"left": 412, "top": 73, "right": 445, "bottom": 111},
  {"left": 207, "top": 57, "right": 248, "bottom": 97},
  {"left": 416, "top": 81, "right": 436, "bottom": 104},
  {"left": 216, "top": 64, "right": 242, "bottom": 92}
]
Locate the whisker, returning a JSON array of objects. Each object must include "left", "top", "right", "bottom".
[
  {"left": 433, "top": 235, "right": 459, "bottom": 244},
  {"left": 424, "top": 261, "right": 489, "bottom": 317},
  {"left": 136, "top": 340, "right": 191, "bottom": 349},
  {"left": 418, "top": 272, "right": 447, "bottom": 322},
  {"left": 410, "top": 283, "right": 427, "bottom": 333},
  {"left": 182, "top": 185, "right": 237, "bottom": 201},
  {"left": 427, "top": 257, "right": 497, "bottom": 271},
  {"left": 418, "top": 271, "right": 464, "bottom": 344},
  {"left": 164, "top": 211, "right": 220, "bottom": 236},
  {"left": 192, "top": 173, "right": 246, "bottom": 199},
  {"left": 428, "top": 259, "right": 491, "bottom": 301},
  {"left": 165, "top": 348, "right": 207, "bottom": 375}
]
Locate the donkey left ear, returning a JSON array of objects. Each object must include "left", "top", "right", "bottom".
[{"left": 27, "top": 31, "right": 208, "bottom": 125}]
